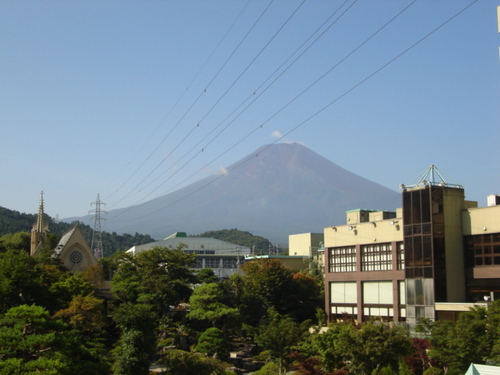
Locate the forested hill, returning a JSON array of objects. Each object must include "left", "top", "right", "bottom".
[
  {"left": 194, "top": 229, "right": 274, "bottom": 255},
  {"left": 0, "top": 206, "right": 154, "bottom": 256}
]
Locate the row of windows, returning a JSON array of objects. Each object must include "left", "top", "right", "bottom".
[
  {"left": 329, "top": 246, "right": 357, "bottom": 272},
  {"left": 330, "top": 281, "right": 406, "bottom": 305},
  {"left": 194, "top": 258, "right": 241, "bottom": 269},
  {"left": 329, "top": 281, "right": 407, "bottom": 320},
  {"left": 330, "top": 306, "right": 407, "bottom": 321},
  {"left": 404, "top": 223, "right": 432, "bottom": 236},
  {"left": 362, "top": 244, "right": 392, "bottom": 271},
  {"left": 465, "top": 234, "right": 500, "bottom": 267},
  {"left": 328, "top": 243, "right": 404, "bottom": 272},
  {"left": 184, "top": 250, "right": 216, "bottom": 255}
]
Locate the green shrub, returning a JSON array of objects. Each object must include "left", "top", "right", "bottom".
[
  {"left": 253, "top": 361, "right": 280, "bottom": 375},
  {"left": 423, "top": 366, "right": 444, "bottom": 375},
  {"left": 194, "top": 327, "right": 229, "bottom": 359}
]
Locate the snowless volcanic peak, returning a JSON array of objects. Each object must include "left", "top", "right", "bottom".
[{"left": 65, "top": 143, "right": 400, "bottom": 245}]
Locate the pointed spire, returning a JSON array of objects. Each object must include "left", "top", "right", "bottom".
[
  {"left": 36, "top": 191, "right": 45, "bottom": 232},
  {"left": 31, "top": 191, "right": 49, "bottom": 256}
]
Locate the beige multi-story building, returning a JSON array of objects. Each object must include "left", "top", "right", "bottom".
[
  {"left": 289, "top": 233, "right": 325, "bottom": 257},
  {"left": 323, "top": 167, "right": 500, "bottom": 329},
  {"left": 288, "top": 232, "right": 325, "bottom": 270}
]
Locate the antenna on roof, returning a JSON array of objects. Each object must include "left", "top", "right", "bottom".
[{"left": 403, "top": 165, "right": 463, "bottom": 190}]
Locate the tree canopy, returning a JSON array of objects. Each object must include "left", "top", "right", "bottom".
[
  {"left": 239, "top": 258, "right": 322, "bottom": 323},
  {"left": 4, "top": 221, "right": 500, "bottom": 375},
  {"left": 187, "top": 283, "right": 239, "bottom": 328},
  {"left": 0, "top": 207, "right": 154, "bottom": 256}
]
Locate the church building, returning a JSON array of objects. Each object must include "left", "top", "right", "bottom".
[{"left": 31, "top": 192, "right": 98, "bottom": 272}]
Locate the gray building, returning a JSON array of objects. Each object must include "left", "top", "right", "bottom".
[{"left": 127, "top": 232, "right": 251, "bottom": 279}]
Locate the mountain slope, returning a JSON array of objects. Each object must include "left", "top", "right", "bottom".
[{"left": 66, "top": 143, "right": 401, "bottom": 245}]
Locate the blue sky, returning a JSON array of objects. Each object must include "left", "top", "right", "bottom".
[{"left": 1, "top": 0, "right": 499, "bottom": 222}]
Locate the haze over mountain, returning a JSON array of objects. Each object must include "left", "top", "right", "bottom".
[{"left": 65, "top": 143, "right": 401, "bottom": 245}]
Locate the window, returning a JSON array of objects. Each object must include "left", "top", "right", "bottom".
[
  {"left": 406, "top": 278, "right": 434, "bottom": 306},
  {"left": 466, "top": 234, "right": 500, "bottom": 267},
  {"left": 330, "top": 282, "right": 357, "bottom": 320},
  {"left": 330, "top": 305, "right": 357, "bottom": 316},
  {"left": 69, "top": 250, "right": 83, "bottom": 264},
  {"left": 397, "top": 242, "right": 405, "bottom": 270},
  {"left": 222, "top": 258, "right": 236, "bottom": 268},
  {"left": 330, "top": 282, "right": 357, "bottom": 304},
  {"left": 363, "top": 281, "right": 393, "bottom": 304},
  {"left": 204, "top": 258, "right": 221, "bottom": 269},
  {"left": 329, "top": 246, "right": 356, "bottom": 272},
  {"left": 362, "top": 243, "right": 392, "bottom": 271},
  {"left": 399, "top": 280, "right": 406, "bottom": 305},
  {"left": 403, "top": 188, "right": 435, "bottom": 279}
]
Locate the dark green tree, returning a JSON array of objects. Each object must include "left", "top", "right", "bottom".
[
  {"left": 112, "top": 328, "right": 151, "bottom": 375},
  {"left": 0, "top": 231, "right": 31, "bottom": 252},
  {"left": 194, "top": 327, "right": 230, "bottom": 359},
  {"left": 0, "top": 304, "right": 68, "bottom": 374},
  {"left": 239, "top": 259, "right": 322, "bottom": 323},
  {"left": 188, "top": 283, "right": 239, "bottom": 328},
  {"left": 196, "top": 267, "right": 219, "bottom": 283},
  {"left": 0, "top": 249, "right": 40, "bottom": 313},
  {"left": 0, "top": 304, "right": 110, "bottom": 375},
  {"left": 428, "top": 305, "right": 495, "bottom": 374},
  {"left": 159, "top": 349, "right": 227, "bottom": 375},
  {"left": 343, "top": 322, "right": 412, "bottom": 375},
  {"left": 111, "top": 246, "right": 197, "bottom": 374},
  {"left": 297, "top": 321, "right": 353, "bottom": 374},
  {"left": 255, "top": 309, "right": 310, "bottom": 375},
  {"left": 297, "top": 321, "right": 412, "bottom": 375},
  {"left": 48, "top": 272, "right": 96, "bottom": 312},
  {"left": 112, "top": 246, "right": 196, "bottom": 315}
]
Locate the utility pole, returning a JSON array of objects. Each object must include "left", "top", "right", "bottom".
[{"left": 90, "top": 194, "right": 106, "bottom": 259}]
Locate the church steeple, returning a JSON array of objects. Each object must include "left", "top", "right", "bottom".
[
  {"left": 31, "top": 191, "right": 49, "bottom": 256},
  {"left": 36, "top": 191, "right": 45, "bottom": 232}
]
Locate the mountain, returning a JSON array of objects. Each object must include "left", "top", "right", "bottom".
[{"left": 65, "top": 143, "right": 401, "bottom": 245}]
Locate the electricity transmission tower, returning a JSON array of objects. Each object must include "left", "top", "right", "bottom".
[{"left": 90, "top": 194, "right": 106, "bottom": 259}]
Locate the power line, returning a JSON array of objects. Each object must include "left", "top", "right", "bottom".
[
  {"left": 108, "top": 0, "right": 479, "bottom": 222},
  {"left": 110, "top": 0, "right": 356, "bottom": 212},
  {"left": 103, "top": 0, "right": 252, "bottom": 204},
  {"left": 107, "top": 0, "right": 276, "bottom": 210},
  {"left": 114, "top": 0, "right": 398, "bottom": 208}
]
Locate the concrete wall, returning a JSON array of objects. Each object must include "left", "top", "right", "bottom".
[
  {"left": 324, "top": 217, "right": 403, "bottom": 248},
  {"left": 289, "top": 233, "right": 324, "bottom": 257},
  {"left": 442, "top": 188, "right": 467, "bottom": 302},
  {"left": 462, "top": 205, "right": 500, "bottom": 236}
]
